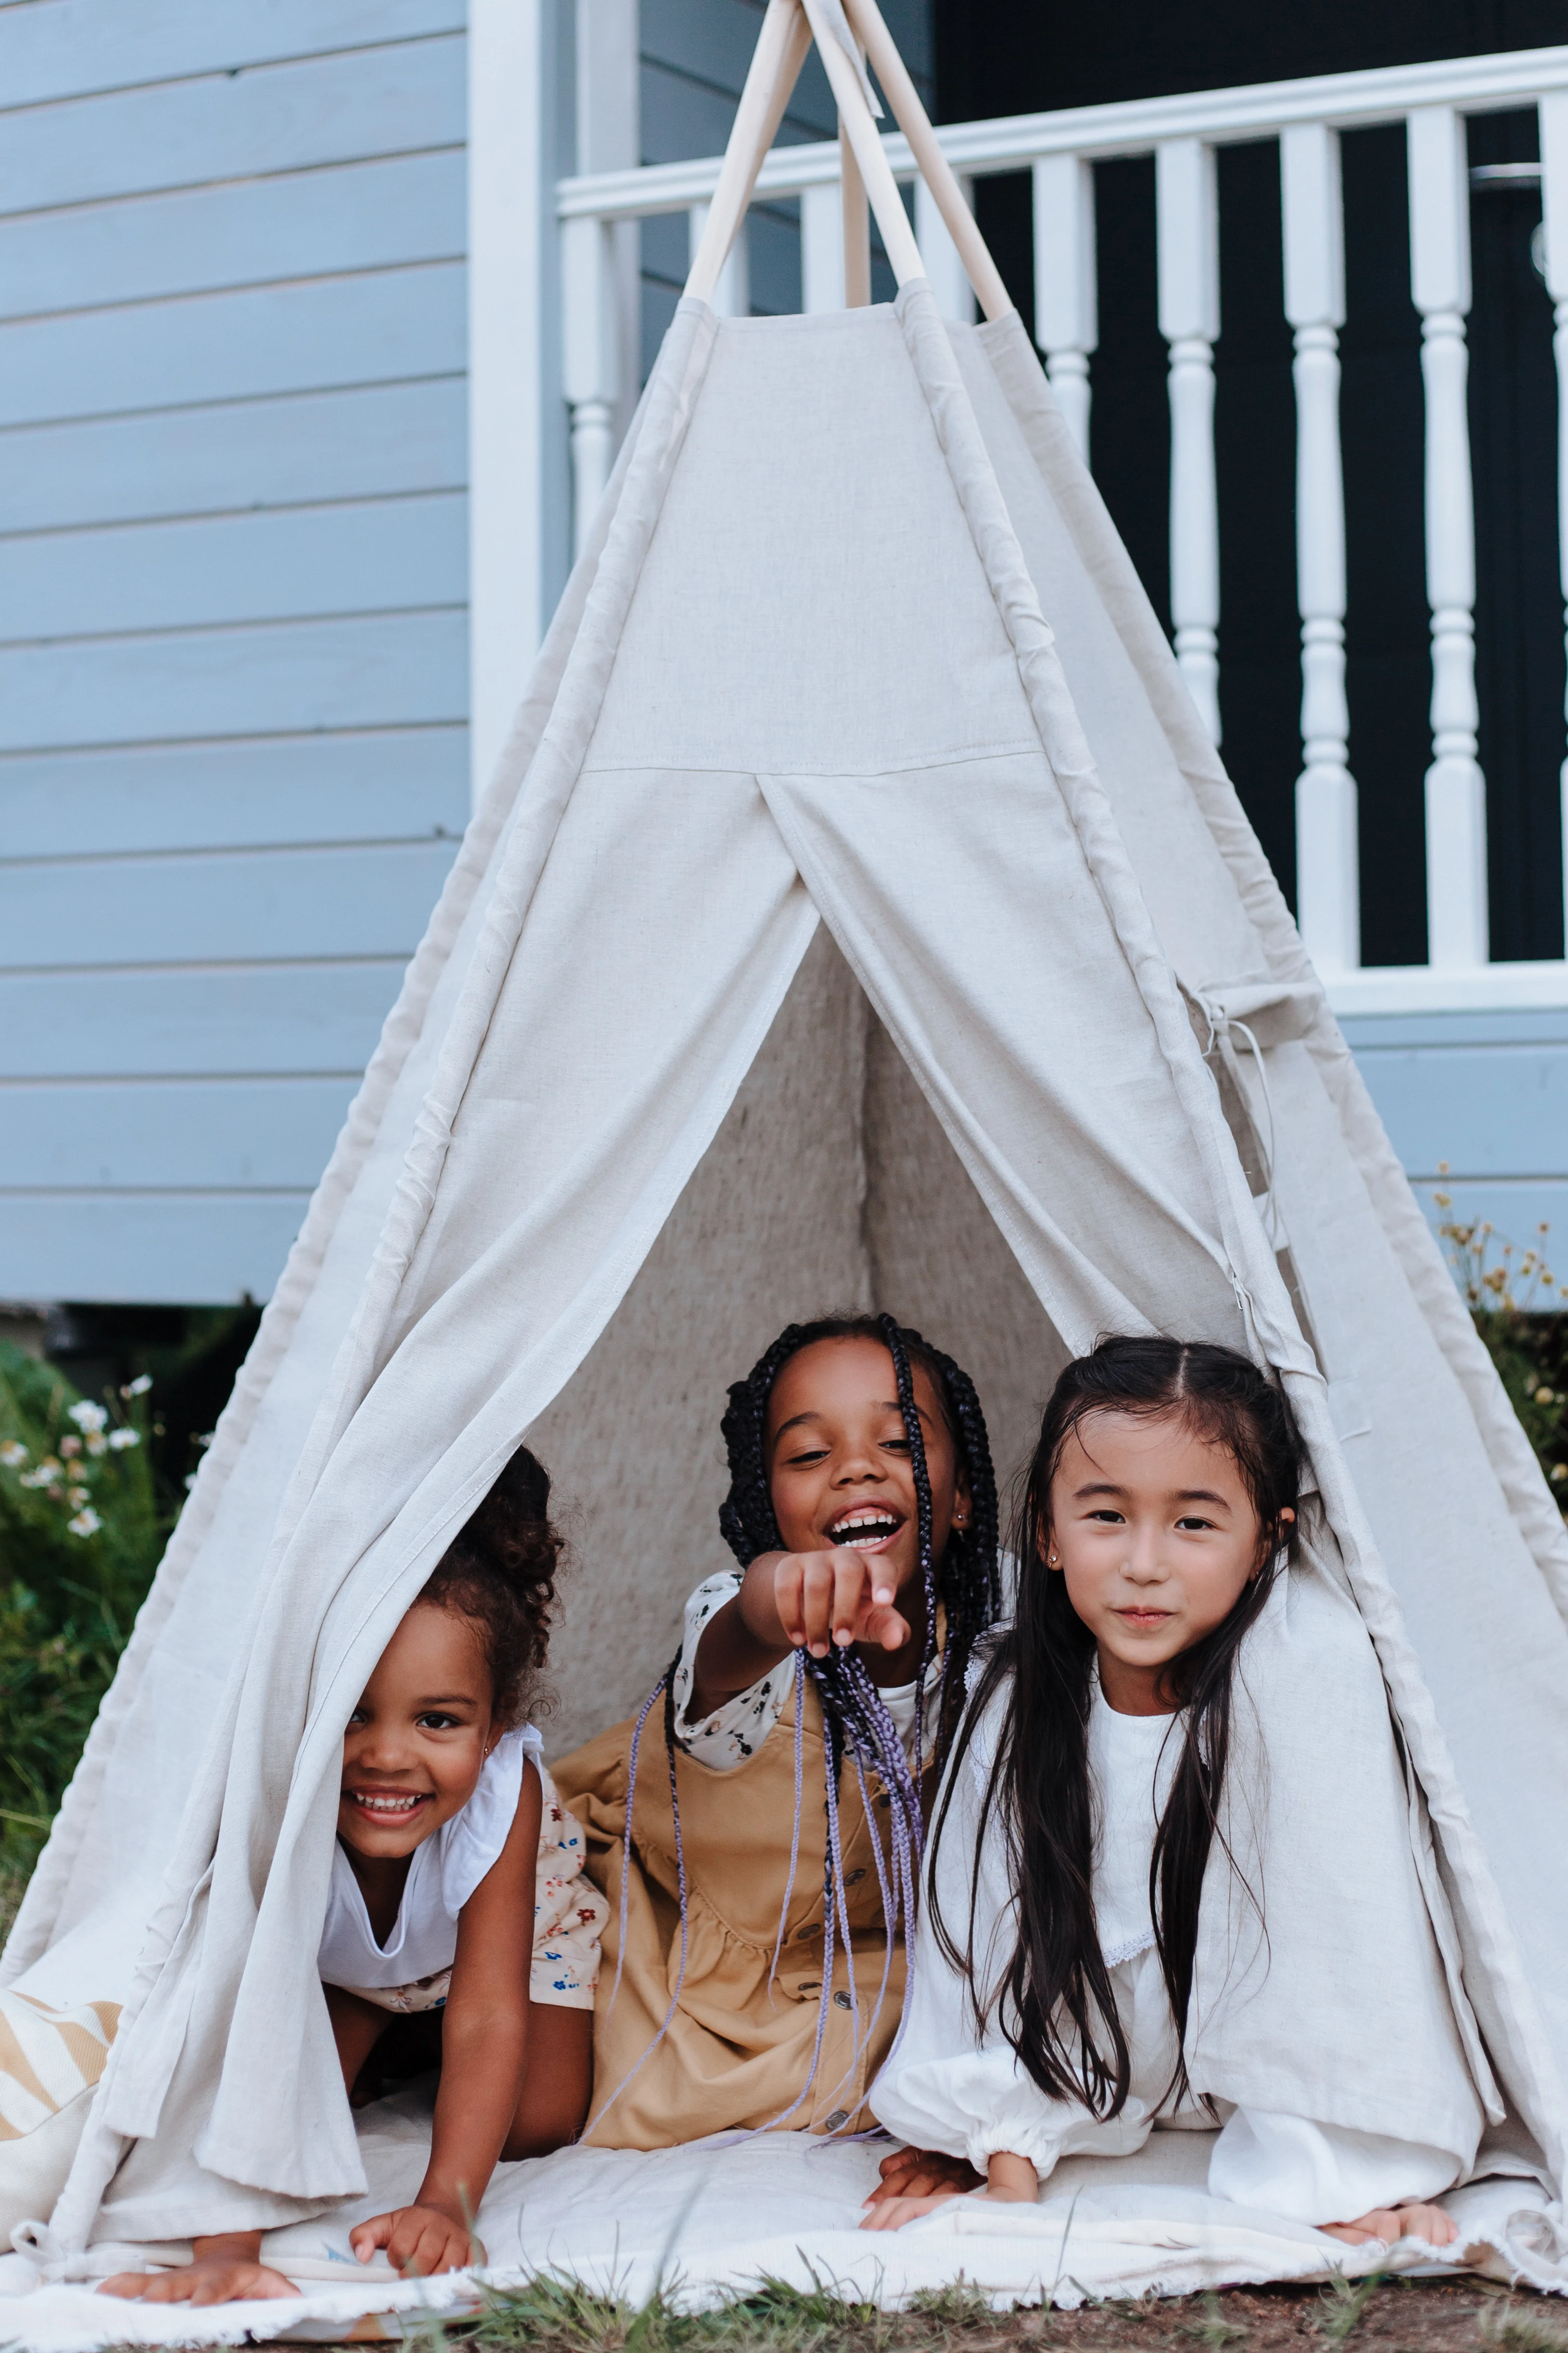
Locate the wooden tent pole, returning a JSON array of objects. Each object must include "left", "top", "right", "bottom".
[
  {"left": 840, "top": 0, "right": 1014, "bottom": 321},
  {"left": 799, "top": 0, "right": 923, "bottom": 284},
  {"left": 686, "top": 0, "right": 813, "bottom": 306},
  {"left": 841, "top": 115, "right": 871, "bottom": 307}
]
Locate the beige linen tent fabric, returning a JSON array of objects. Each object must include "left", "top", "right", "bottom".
[{"left": 2, "top": 255, "right": 1565, "bottom": 2279}]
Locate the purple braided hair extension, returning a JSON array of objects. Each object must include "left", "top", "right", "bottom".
[
  {"left": 580, "top": 1660, "right": 692, "bottom": 2140},
  {"left": 851, "top": 1745, "right": 898, "bottom": 2045},
  {"left": 806, "top": 1749, "right": 906, "bottom": 2149},
  {"left": 877, "top": 1315, "right": 937, "bottom": 1778},
  {"left": 765, "top": 1653, "right": 808, "bottom": 2005},
  {"left": 602, "top": 1670, "right": 664, "bottom": 2027},
  {"left": 751, "top": 1817, "right": 838, "bottom": 2137},
  {"left": 812, "top": 1722, "right": 864, "bottom": 2121}
]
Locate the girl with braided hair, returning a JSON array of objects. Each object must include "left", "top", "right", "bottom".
[{"left": 553, "top": 1314, "right": 1005, "bottom": 2156}]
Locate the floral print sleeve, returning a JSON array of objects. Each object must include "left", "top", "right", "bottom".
[
  {"left": 530, "top": 1762, "right": 609, "bottom": 2009},
  {"left": 668, "top": 1571, "right": 794, "bottom": 1771}
]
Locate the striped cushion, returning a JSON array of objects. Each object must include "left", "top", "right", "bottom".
[{"left": 0, "top": 1992, "right": 119, "bottom": 2140}]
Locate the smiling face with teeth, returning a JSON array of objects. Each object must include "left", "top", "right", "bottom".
[
  {"left": 338, "top": 1602, "right": 496, "bottom": 1895},
  {"left": 765, "top": 1334, "right": 967, "bottom": 1607}
]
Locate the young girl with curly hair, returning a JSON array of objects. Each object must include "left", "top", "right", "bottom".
[
  {"left": 103, "top": 1445, "right": 607, "bottom": 2308},
  {"left": 556, "top": 1313, "right": 1004, "bottom": 2156}
]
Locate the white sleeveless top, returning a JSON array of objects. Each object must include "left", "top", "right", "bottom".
[{"left": 318, "top": 1724, "right": 543, "bottom": 2006}]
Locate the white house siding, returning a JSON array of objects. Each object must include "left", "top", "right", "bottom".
[{"left": 0, "top": 0, "right": 468, "bottom": 1304}]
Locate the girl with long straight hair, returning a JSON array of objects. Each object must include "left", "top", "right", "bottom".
[{"left": 865, "top": 1336, "right": 1496, "bottom": 2247}]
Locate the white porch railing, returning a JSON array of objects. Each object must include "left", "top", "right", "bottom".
[{"left": 557, "top": 45, "right": 1568, "bottom": 1017}]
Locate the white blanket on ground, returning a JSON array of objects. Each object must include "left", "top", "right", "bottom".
[{"left": 3, "top": 2099, "right": 1563, "bottom": 2349}]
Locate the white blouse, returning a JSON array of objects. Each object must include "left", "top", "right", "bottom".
[
  {"left": 870, "top": 1685, "right": 1462, "bottom": 2227},
  {"left": 319, "top": 1725, "right": 542, "bottom": 2007}
]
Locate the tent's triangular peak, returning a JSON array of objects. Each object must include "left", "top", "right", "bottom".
[{"left": 684, "top": 0, "right": 1012, "bottom": 331}]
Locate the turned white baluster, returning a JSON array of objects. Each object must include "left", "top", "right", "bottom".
[
  {"left": 1541, "top": 90, "right": 1568, "bottom": 948},
  {"left": 1408, "top": 104, "right": 1488, "bottom": 968},
  {"left": 802, "top": 115, "right": 872, "bottom": 312},
  {"left": 1281, "top": 121, "right": 1358, "bottom": 972},
  {"left": 1032, "top": 151, "right": 1097, "bottom": 461},
  {"left": 575, "top": 0, "right": 639, "bottom": 448},
  {"left": 915, "top": 173, "right": 976, "bottom": 323},
  {"left": 561, "top": 211, "right": 619, "bottom": 562},
  {"left": 689, "top": 199, "right": 750, "bottom": 318},
  {"left": 1157, "top": 137, "right": 1222, "bottom": 744},
  {"left": 801, "top": 177, "right": 845, "bottom": 311}
]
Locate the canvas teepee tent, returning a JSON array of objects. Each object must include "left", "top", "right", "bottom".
[{"left": 3, "top": 0, "right": 1566, "bottom": 2314}]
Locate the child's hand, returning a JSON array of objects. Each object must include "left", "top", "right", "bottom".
[
  {"left": 98, "top": 2258, "right": 299, "bottom": 2304},
  {"left": 864, "top": 2145, "right": 982, "bottom": 2205},
  {"left": 350, "top": 2202, "right": 482, "bottom": 2277},
  {"left": 861, "top": 2188, "right": 967, "bottom": 2231},
  {"left": 862, "top": 2145, "right": 1037, "bottom": 2233},
  {"left": 1321, "top": 2202, "right": 1458, "bottom": 2248},
  {"left": 750, "top": 1549, "right": 911, "bottom": 1661}
]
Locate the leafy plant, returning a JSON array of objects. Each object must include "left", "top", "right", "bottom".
[
  {"left": 0, "top": 1343, "right": 171, "bottom": 1878},
  {"left": 1433, "top": 1188, "right": 1568, "bottom": 1512}
]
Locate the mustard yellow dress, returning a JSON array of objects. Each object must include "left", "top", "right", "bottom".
[{"left": 554, "top": 1673, "right": 906, "bottom": 2149}]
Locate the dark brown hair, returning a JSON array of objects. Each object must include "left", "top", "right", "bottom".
[
  {"left": 418, "top": 1444, "right": 563, "bottom": 1726},
  {"left": 931, "top": 1334, "right": 1306, "bottom": 2120}
]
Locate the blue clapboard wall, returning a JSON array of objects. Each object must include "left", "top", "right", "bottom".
[
  {"left": 1, "top": 0, "right": 1561, "bottom": 1309},
  {"left": 1340, "top": 1008, "right": 1568, "bottom": 1286},
  {"left": 0, "top": 0, "right": 470, "bottom": 1304}
]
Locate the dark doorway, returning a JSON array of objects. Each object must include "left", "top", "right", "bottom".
[{"left": 935, "top": 3, "right": 1566, "bottom": 962}]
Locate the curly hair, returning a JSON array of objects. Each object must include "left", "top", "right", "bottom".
[{"left": 418, "top": 1443, "right": 563, "bottom": 1727}]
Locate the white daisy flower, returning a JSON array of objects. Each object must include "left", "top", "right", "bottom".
[
  {"left": 68, "top": 1401, "right": 108, "bottom": 1433},
  {"left": 67, "top": 1506, "right": 103, "bottom": 1537}
]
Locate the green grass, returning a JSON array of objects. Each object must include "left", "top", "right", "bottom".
[
  {"left": 467, "top": 2277, "right": 1018, "bottom": 2353},
  {"left": 1481, "top": 2301, "right": 1568, "bottom": 2352},
  {"left": 1314, "top": 2273, "right": 1383, "bottom": 2345}
]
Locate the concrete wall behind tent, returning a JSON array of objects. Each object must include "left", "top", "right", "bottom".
[
  {"left": 0, "top": 0, "right": 471, "bottom": 1306},
  {"left": 528, "top": 929, "right": 1065, "bottom": 1756}
]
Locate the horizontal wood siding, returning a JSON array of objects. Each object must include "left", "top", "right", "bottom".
[
  {"left": 1342, "top": 1011, "right": 1568, "bottom": 1282},
  {"left": 0, "top": 0, "right": 467, "bottom": 1304}
]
